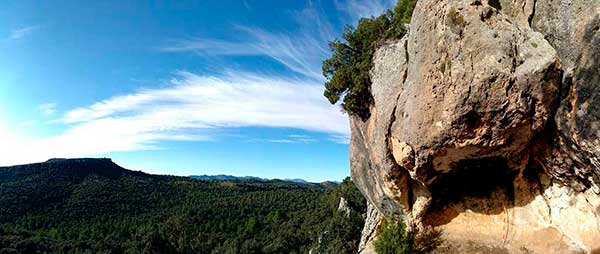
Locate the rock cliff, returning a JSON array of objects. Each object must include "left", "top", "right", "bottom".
[{"left": 351, "top": 0, "right": 600, "bottom": 253}]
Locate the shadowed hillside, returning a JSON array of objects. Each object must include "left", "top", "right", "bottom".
[{"left": 0, "top": 158, "right": 365, "bottom": 254}]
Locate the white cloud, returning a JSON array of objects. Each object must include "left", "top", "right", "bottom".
[
  {"left": 19, "top": 120, "right": 36, "bottom": 127},
  {"left": 0, "top": 71, "right": 349, "bottom": 166},
  {"left": 63, "top": 71, "right": 347, "bottom": 134},
  {"left": 39, "top": 102, "right": 57, "bottom": 116},
  {"left": 162, "top": 29, "right": 328, "bottom": 81},
  {"left": 9, "top": 25, "right": 42, "bottom": 40},
  {"left": 329, "top": 134, "right": 350, "bottom": 144},
  {"left": 242, "top": 0, "right": 252, "bottom": 10},
  {"left": 267, "top": 139, "right": 299, "bottom": 144},
  {"left": 288, "top": 134, "right": 311, "bottom": 139},
  {"left": 162, "top": 4, "right": 336, "bottom": 81},
  {"left": 266, "top": 134, "right": 317, "bottom": 144},
  {"left": 335, "top": 0, "right": 396, "bottom": 24}
]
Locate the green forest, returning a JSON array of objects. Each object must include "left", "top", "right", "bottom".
[{"left": 0, "top": 158, "right": 366, "bottom": 254}]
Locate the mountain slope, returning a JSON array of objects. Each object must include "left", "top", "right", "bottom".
[{"left": 0, "top": 158, "right": 365, "bottom": 254}]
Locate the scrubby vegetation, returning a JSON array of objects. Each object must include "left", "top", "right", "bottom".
[
  {"left": 322, "top": 0, "right": 417, "bottom": 120},
  {"left": 0, "top": 159, "right": 366, "bottom": 254},
  {"left": 374, "top": 218, "right": 414, "bottom": 254}
]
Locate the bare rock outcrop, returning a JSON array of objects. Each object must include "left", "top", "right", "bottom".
[
  {"left": 338, "top": 197, "right": 352, "bottom": 217},
  {"left": 350, "top": 0, "right": 600, "bottom": 253},
  {"left": 357, "top": 203, "right": 383, "bottom": 254}
]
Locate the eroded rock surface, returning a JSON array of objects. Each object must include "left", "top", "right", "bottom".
[
  {"left": 357, "top": 203, "right": 382, "bottom": 254},
  {"left": 350, "top": 0, "right": 600, "bottom": 253}
]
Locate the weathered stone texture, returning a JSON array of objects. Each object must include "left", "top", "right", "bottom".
[{"left": 351, "top": 0, "right": 600, "bottom": 253}]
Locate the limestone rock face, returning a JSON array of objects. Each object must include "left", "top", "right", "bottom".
[
  {"left": 350, "top": 0, "right": 600, "bottom": 253},
  {"left": 532, "top": 0, "right": 600, "bottom": 194},
  {"left": 357, "top": 203, "right": 382, "bottom": 254}
]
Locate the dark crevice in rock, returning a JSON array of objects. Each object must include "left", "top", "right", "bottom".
[
  {"left": 406, "top": 179, "right": 414, "bottom": 213},
  {"left": 510, "top": 43, "right": 518, "bottom": 73},
  {"left": 404, "top": 35, "right": 410, "bottom": 66},
  {"left": 402, "top": 39, "right": 410, "bottom": 84},
  {"left": 528, "top": 0, "right": 537, "bottom": 27},
  {"left": 560, "top": 73, "right": 574, "bottom": 103},
  {"left": 385, "top": 94, "right": 409, "bottom": 214},
  {"left": 488, "top": 0, "right": 502, "bottom": 10}
]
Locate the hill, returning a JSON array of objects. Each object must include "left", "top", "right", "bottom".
[
  {"left": 189, "top": 174, "right": 267, "bottom": 182},
  {"left": 189, "top": 175, "right": 336, "bottom": 189},
  {"left": 0, "top": 158, "right": 365, "bottom": 254}
]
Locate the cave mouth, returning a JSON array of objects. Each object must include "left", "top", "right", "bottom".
[{"left": 428, "top": 157, "right": 517, "bottom": 211}]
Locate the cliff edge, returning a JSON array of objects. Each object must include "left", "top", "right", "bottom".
[{"left": 351, "top": 0, "right": 600, "bottom": 253}]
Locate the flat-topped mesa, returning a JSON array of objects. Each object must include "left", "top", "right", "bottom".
[
  {"left": 3, "top": 157, "right": 133, "bottom": 181},
  {"left": 351, "top": 0, "right": 600, "bottom": 253},
  {"left": 45, "top": 157, "right": 114, "bottom": 163}
]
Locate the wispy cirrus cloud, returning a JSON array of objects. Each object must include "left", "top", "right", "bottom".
[
  {"left": 335, "top": 0, "right": 396, "bottom": 23},
  {"left": 63, "top": 71, "right": 347, "bottom": 134},
  {"left": 8, "top": 25, "right": 43, "bottom": 40},
  {"left": 163, "top": 27, "right": 325, "bottom": 81},
  {"left": 161, "top": 4, "right": 335, "bottom": 81},
  {"left": 161, "top": 0, "right": 395, "bottom": 81},
  {"left": 0, "top": 71, "right": 348, "bottom": 166},
  {"left": 39, "top": 102, "right": 57, "bottom": 116},
  {"left": 242, "top": 0, "right": 252, "bottom": 10},
  {"left": 266, "top": 134, "right": 317, "bottom": 144}
]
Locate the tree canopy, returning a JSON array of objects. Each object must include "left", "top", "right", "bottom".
[
  {"left": 322, "top": 0, "right": 417, "bottom": 120},
  {"left": 374, "top": 219, "right": 414, "bottom": 254},
  {"left": 0, "top": 160, "right": 366, "bottom": 254}
]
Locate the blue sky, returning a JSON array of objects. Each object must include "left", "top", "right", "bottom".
[{"left": 0, "top": 0, "right": 396, "bottom": 182}]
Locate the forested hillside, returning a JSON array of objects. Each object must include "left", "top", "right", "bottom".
[{"left": 0, "top": 158, "right": 365, "bottom": 254}]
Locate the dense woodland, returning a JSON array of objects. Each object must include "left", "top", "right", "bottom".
[{"left": 0, "top": 158, "right": 366, "bottom": 254}]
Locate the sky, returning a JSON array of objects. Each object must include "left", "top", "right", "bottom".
[{"left": 0, "top": 0, "right": 396, "bottom": 182}]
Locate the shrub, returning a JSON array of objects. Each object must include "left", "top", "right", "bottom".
[
  {"left": 322, "top": 0, "right": 417, "bottom": 120},
  {"left": 447, "top": 7, "right": 466, "bottom": 29},
  {"left": 374, "top": 218, "right": 414, "bottom": 254}
]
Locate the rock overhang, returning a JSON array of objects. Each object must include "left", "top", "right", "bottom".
[{"left": 351, "top": 0, "right": 600, "bottom": 253}]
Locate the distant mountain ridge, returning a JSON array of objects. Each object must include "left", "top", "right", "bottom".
[
  {"left": 0, "top": 158, "right": 338, "bottom": 188},
  {"left": 0, "top": 158, "right": 332, "bottom": 187},
  {"left": 189, "top": 174, "right": 267, "bottom": 181},
  {"left": 3, "top": 158, "right": 328, "bottom": 185},
  {"left": 189, "top": 175, "right": 315, "bottom": 184}
]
